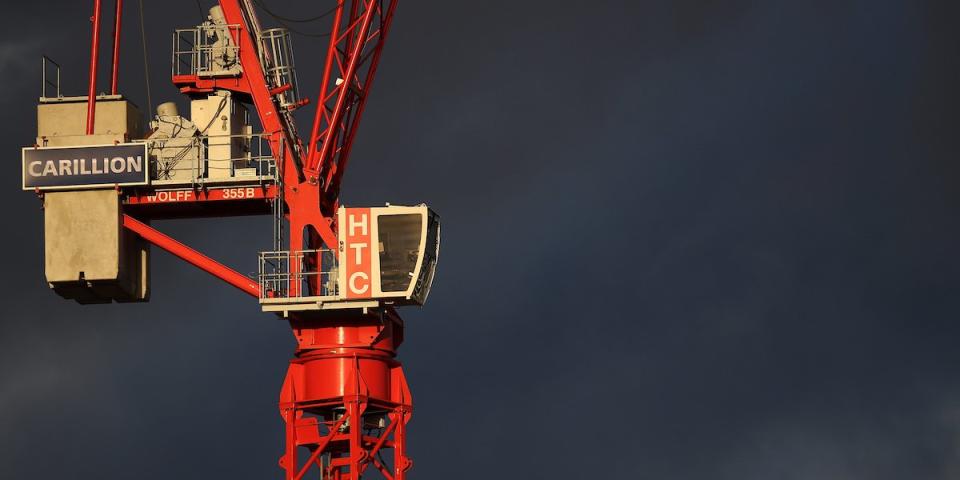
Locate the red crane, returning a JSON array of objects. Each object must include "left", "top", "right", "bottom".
[{"left": 24, "top": 1, "right": 438, "bottom": 479}]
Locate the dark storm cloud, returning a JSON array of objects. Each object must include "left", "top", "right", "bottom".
[{"left": 1, "top": 0, "right": 959, "bottom": 479}]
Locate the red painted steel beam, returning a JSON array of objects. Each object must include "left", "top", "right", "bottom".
[
  {"left": 216, "top": 0, "right": 340, "bottom": 253},
  {"left": 122, "top": 214, "right": 260, "bottom": 298},
  {"left": 308, "top": 0, "right": 379, "bottom": 174},
  {"left": 293, "top": 415, "right": 349, "bottom": 480},
  {"left": 324, "top": 0, "right": 398, "bottom": 205},
  {"left": 110, "top": 0, "right": 123, "bottom": 95},
  {"left": 124, "top": 185, "right": 279, "bottom": 206},
  {"left": 86, "top": 0, "right": 103, "bottom": 135},
  {"left": 301, "top": 0, "right": 397, "bottom": 211},
  {"left": 305, "top": 0, "right": 345, "bottom": 175}
]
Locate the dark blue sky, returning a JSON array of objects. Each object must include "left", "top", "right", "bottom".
[{"left": 1, "top": 1, "right": 959, "bottom": 478}]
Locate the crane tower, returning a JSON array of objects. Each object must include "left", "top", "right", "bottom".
[{"left": 21, "top": 1, "right": 440, "bottom": 479}]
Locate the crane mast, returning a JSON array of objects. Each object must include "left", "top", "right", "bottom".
[{"left": 20, "top": 1, "right": 439, "bottom": 479}]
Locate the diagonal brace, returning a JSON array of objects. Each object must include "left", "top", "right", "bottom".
[
  {"left": 122, "top": 214, "right": 260, "bottom": 298},
  {"left": 294, "top": 415, "right": 349, "bottom": 480}
]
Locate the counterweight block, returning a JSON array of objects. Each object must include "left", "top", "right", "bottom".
[{"left": 44, "top": 189, "right": 150, "bottom": 303}]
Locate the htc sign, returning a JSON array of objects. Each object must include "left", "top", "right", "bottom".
[
  {"left": 22, "top": 143, "right": 149, "bottom": 190},
  {"left": 342, "top": 208, "right": 373, "bottom": 299}
]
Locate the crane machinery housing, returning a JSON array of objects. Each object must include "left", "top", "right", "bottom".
[{"left": 21, "top": 1, "right": 440, "bottom": 479}]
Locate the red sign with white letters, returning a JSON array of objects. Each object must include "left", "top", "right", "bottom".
[
  {"left": 342, "top": 208, "right": 373, "bottom": 299},
  {"left": 125, "top": 186, "right": 277, "bottom": 205}
]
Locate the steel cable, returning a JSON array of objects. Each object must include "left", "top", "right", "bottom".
[
  {"left": 252, "top": 0, "right": 338, "bottom": 23},
  {"left": 252, "top": 0, "right": 334, "bottom": 37},
  {"left": 138, "top": 0, "right": 152, "bottom": 115}
]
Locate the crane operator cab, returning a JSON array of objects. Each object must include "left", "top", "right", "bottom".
[{"left": 258, "top": 205, "right": 441, "bottom": 316}]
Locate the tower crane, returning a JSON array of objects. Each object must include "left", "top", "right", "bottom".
[{"left": 22, "top": 1, "right": 440, "bottom": 479}]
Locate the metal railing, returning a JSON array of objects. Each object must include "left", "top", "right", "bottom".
[
  {"left": 173, "top": 25, "right": 242, "bottom": 77},
  {"left": 258, "top": 250, "right": 339, "bottom": 300},
  {"left": 138, "top": 132, "right": 278, "bottom": 186},
  {"left": 260, "top": 28, "right": 301, "bottom": 108},
  {"left": 41, "top": 56, "right": 61, "bottom": 99}
]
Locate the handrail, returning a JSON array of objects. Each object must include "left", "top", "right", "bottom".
[
  {"left": 258, "top": 249, "right": 338, "bottom": 300},
  {"left": 139, "top": 132, "right": 279, "bottom": 185},
  {"left": 41, "top": 56, "right": 61, "bottom": 99},
  {"left": 172, "top": 25, "right": 242, "bottom": 77}
]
